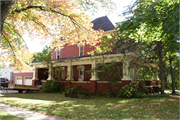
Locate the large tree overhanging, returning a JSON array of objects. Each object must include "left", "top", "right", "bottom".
[
  {"left": 0, "top": 0, "right": 114, "bottom": 71},
  {"left": 114, "top": 0, "right": 179, "bottom": 94}
]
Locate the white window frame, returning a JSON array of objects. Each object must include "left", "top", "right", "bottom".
[
  {"left": 56, "top": 48, "right": 60, "bottom": 59},
  {"left": 79, "top": 45, "right": 84, "bottom": 56},
  {"left": 77, "top": 66, "right": 85, "bottom": 81},
  {"left": 24, "top": 76, "right": 32, "bottom": 85},
  {"left": 15, "top": 76, "right": 22, "bottom": 85}
]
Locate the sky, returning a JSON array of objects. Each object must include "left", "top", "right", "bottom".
[{"left": 25, "top": 0, "right": 135, "bottom": 53}]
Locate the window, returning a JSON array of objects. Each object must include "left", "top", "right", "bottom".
[
  {"left": 60, "top": 37, "right": 64, "bottom": 41},
  {"left": 56, "top": 49, "right": 60, "bottom": 59},
  {"left": 16, "top": 77, "right": 22, "bottom": 85},
  {"left": 79, "top": 45, "right": 84, "bottom": 56},
  {"left": 24, "top": 77, "right": 32, "bottom": 85},
  {"left": 77, "top": 66, "right": 85, "bottom": 81},
  {"left": 54, "top": 68, "right": 60, "bottom": 79},
  {"left": 62, "top": 68, "right": 65, "bottom": 80},
  {"left": 0, "top": 78, "right": 5, "bottom": 82},
  {"left": 97, "top": 65, "right": 106, "bottom": 80}
]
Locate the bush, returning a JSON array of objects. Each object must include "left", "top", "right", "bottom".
[
  {"left": 42, "top": 80, "right": 62, "bottom": 93},
  {"left": 64, "top": 86, "right": 89, "bottom": 98},
  {"left": 103, "top": 90, "right": 117, "bottom": 98},
  {"left": 118, "top": 80, "right": 148, "bottom": 98},
  {"left": 64, "top": 86, "right": 85, "bottom": 94}
]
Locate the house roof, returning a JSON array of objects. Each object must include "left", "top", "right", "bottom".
[{"left": 91, "top": 16, "right": 115, "bottom": 31}]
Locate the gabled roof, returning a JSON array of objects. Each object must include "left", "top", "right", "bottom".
[{"left": 91, "top": 16, "right": 115, "bottom": 31}]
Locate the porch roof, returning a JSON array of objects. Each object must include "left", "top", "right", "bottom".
[{"left": 30, "top": 52, "right": 158, "bottom": 67}]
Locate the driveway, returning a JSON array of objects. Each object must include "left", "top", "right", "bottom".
[
  {"left": 0, "top": 103, "right": 64, "bottom": 120},
  {"left": 0, "top": 90, "right": 25, "bottom": 93}
]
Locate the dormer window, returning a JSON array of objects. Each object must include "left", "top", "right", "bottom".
[
  {"left": 79, "top": 45, "right": 84, "bottom": 56},
  {"left": 60, "top": 37, "right": 64, "bottom": 41},
  {"left": 56, "top": 49, "right": 60, "bottom": 59}
]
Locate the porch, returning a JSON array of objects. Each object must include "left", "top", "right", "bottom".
[{"left": 31, "top": 53, "right": 159, "bottom": 94}]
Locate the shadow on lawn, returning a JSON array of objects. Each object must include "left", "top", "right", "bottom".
[{"left": 0, "top": 92, "right": 179, "bottom": 119}]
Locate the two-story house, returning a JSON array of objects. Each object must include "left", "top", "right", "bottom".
[{"left": 15, "top": 16, "right": 160, "bottom": 94}]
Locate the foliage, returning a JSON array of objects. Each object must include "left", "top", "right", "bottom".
[
  {"left": 32, "top": 46, "right": 52, "bottom": 62},
  {"left": 119, "top": 81, "right": 148, "bottom": 98},
  {"left": 1, "top": 0, "right": 116, "bottom": 71},
  {"left": 114, "top": 0, "right": 179, "bottom": 94},
  {"left": 88, "top": 37, "right": 124, "bottom": 96},
  {"left": 64, "top": 85, "right": 89, "bottom": 98},
  {"left": 103, "top": 90, "right": 118, "bottom": 98},
  {"left": 137, "top": 68, "right": 154, "bottom": 80},
  {"left": 87, "top": 36, "right": 113, "bottom": 56},
  {"left": 79, "top": 0, "right": 116, "bottom": 15},
  {"left": 40, "top": 47, "right": 63, "bottom": 92},
  {"left": 64, "top": 85, "right": 86, "bottom": 94},
  {"left": 0, "top": 93, "right": 179, "bottom": 119},
  {"left": 167, "top": 75, "right": 179, "bottom": 89},
  {"left": 42, "top": 80, "right": 62, "bottom": 93}
]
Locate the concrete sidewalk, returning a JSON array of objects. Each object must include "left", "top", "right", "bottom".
[{"left": 0, "top": 103, "right": 64, "bottom": 120}]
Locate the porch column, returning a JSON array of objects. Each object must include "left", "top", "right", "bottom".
[
  {"left": 90, "top": 59, "right": 98, "bottom": 93},
  {"left": 32, "top": 66, "right": 38, "bottom": 86},
  {"left": 121, "top": 61, "right": 132, "bottom": 81},
  {"left": 90, "top": 59, "right": 99, "bottom": 81},
  {"left": 32, "top": 66, "right": 38, "bottom": 80},
  {"left": 153, "top": 64, "right": 159, "bottom": 89},
  {"left": 121, "top": 61, "right": 132, "bottom": 87},
  {"left": 153, "top": 65, "right": 159, "bottom": 80},
  {"left": 47, "top": 66, "right": 53, "bottom": 80},
  {"left": 66, "top": 61, "right": 72, "bottom": 81}
]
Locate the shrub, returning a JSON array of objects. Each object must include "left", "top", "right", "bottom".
[
  {"left": 64, "top": 86, "right": 85, "bottom": 94},
  {"left": 103, "top": 90, "right": 117, "bottom": 98},
  {"left": 118, "top": 80, "right": 148, "bottom": 98},
  {"left": 42, "top": 80, "right": 62, "bottom": 93},
  {"left": 64, "top": 86, "right": 89, "bottom": 98}
]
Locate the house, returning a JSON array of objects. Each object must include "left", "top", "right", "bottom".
[
  {"left": 13, "top": 70, "right": 33, "bottom": 86},
  {"left": 0, "top": 63, "right": 15, "bottom": 84},
  {"left": 15, "top": 16, "right": 160, "bottom": 93}
]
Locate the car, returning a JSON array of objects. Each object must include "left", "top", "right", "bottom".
[{"left": 0, "top": 77, "right": 10, "bottom": 90}]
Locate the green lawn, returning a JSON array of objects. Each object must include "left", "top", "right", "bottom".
[
  {"left": 0, "top": 110, "right": 24, "bottom": 120},
  {"left": 0, "top": 92, "right": 179, "bottom": 119}
]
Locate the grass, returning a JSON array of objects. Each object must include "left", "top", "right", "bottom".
[
  {"left": 0, "top": 110, "right": 24, "bottom": 120},
  {"left": 0, "top": 92, "right": 179, "bottom": 119}
]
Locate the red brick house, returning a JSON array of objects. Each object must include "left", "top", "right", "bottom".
[{"left": 16, "top": 16, "right": 160, "bottom": 93}]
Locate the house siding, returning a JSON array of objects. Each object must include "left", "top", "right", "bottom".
[
  {"left": 52, "top": 38, "right": 138, "bottom": 60},
  {"left": 13, "top": 72, "right": 33, "bottom": 85}
]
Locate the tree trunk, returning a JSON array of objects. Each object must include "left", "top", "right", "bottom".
[
  {"left": 157, "top": 41, "right": 165, "bottom": 94},
  {"left": 1, "top": 1, "right": 15, "bottom": 41},
  {"left": 169, "top": 57, "right": 175, "bottom": 94}
]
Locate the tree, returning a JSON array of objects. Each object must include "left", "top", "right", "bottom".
[
  {"left": 88, "top": 37, "right": 123, "bottom": 97},
  {"left": 32, "top": 46, "right": 52, "bottom": 63},
  {"left": 166, "top": 53, "right": 179, "bottom": 94},
  {"left": 1, "top": 0, "right": 115, "bottom": 71},
  {"left": 114, "top": 0, "right": 179, "bottom": 94}
]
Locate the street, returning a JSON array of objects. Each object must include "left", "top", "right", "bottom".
[{"left": 0, "top": 90, "right": 26, "bottom": 93}]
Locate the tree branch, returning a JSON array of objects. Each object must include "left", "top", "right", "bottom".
[
  {"left": 1, "top": 0, "right": 16, "bottom": 41},
  {"left": 11, "top": 5, "right": 84, "bottom": 29},
  {"left": 4, "top": 22, "right": 28, "bottom": 49},
  {"left": 2, "top": 32, "right": 16, "bottom": 64}
]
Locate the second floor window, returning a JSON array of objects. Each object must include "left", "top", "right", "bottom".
[
  {"left": 56, "top": 49, "right": 60, "bottom": 59},
  {"left": 79, "top": 45, "right": 84, "bottom": 56}
]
